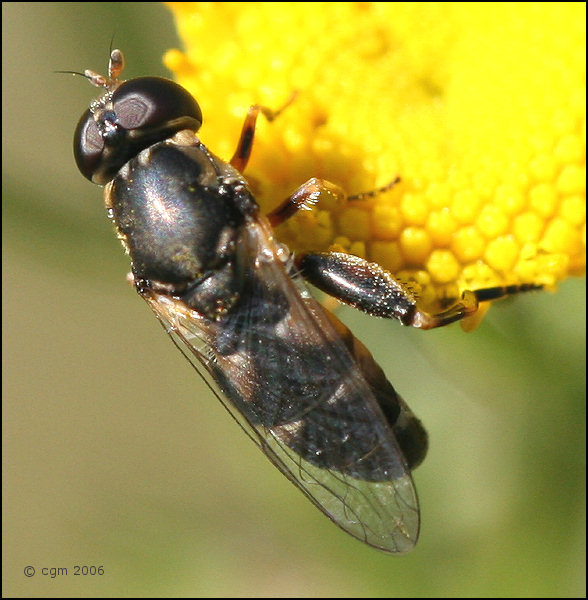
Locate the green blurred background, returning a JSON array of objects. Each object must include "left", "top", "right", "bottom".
[{"left": 2, "top": 2, "right": 585, "bottom": 597}]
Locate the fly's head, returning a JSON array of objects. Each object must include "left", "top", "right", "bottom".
[{"left": 74, "top": 49, "right": 203, "bottom": 185}]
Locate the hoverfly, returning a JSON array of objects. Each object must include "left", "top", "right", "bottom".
[{"left": 73, "top": 50, "right": 540, "bottom": 554}]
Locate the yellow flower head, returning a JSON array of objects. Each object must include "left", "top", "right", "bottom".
[{"left": 164, "top": 2, "right": 585, "bottom": 314}]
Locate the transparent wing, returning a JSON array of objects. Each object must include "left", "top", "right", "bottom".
[{"left": 141, "top": 217, "right": 420, "bottom": 554}]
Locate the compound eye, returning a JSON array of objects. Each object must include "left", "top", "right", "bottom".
[
  {"left": 74, "top": 109, "right": 104, "bottom": 182},
  {"left": 112, "top": 77, "right": 203, "bottom": 133}
]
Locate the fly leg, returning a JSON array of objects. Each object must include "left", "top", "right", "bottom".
[
  {"left": 267, "top": 178, "right": 345, "bottom": 227},
  {"left": 296, "top": 251, "right": 542, "bottom": 329},
  {"left": 267, "top": 177, "right": 401, "bottom": 227},
  {"left": 407, "top": 283, "right": 543, "bottom": 329},
  {"left": 230, "top": 93, "right": 297, "bottom": 173}
]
